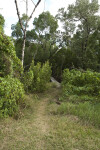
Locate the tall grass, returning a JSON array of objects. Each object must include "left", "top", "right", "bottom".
[{"left": 56, "top": 102, "right": 100, "bottom": 128}]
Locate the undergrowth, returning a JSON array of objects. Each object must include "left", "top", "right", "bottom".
[{"left": 55, "top": 69, "right": 100, "bottom": 128}]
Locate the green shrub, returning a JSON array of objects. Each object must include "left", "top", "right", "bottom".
[
  {"left": 13, "top": 56, "right": 23, "bottom": 79},
  {"left": 0, "top": 14, "right": 5, "bottom": 32},
  {"left": 37, "top": 61, "right": 52, "bottom": 91},
  {"left": 22, "top": 69, "right": 34, "bottom": 92},
  {"left": 62, "top": 69, "right": 100, "bottom": 86},
  {"left": 22, "top": 61, "right": 51, "bottom": 92},
  {"left": 0, "top": 76, "right": 24, "bottom": 117},
  {"left": 0, "top": 32, "right": 23, "bottom": 78},
  {"left": 60, "top": 69, "right": 100, "bottom": 127},
  {"left": 0, "top": 53, "right": 13, "bottom": 77},
  {"left": 31, "top": 61, "right": 41, "bottom": 91},
  {"left": 62, "top": 69, "right": 100, "bottom": 101},
  {"left": 25, "top": 61, "right": 52, "bottom": 92},
  {"left": 35, "top": 61, "right": 51, "bottom": 92}
]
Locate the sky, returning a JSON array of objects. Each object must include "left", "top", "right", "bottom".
[
  {"left": 0, "top": 0, "right": 100, "bottom": 36},
  {"left": 0, "top": 0, "right": 76, "bottom": 36}
]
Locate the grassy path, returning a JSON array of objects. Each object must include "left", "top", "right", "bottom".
[
  {"left": 0, "top": 86, "right": 100, "bottom": 150},
  {"left": 34, "top": 98, "right": 49, "bottom": 149}
]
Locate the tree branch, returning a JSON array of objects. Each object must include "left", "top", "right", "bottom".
[
  {"left": 14, "top": 0, "right": 42, "bottom": 67},
  {"left": 29, "top": 0, "right": 42, "bottom": 20},
  {"left": 15, "top": 0, "right": 24, "bottom": 31},
  {"left": 25, "top": 0, "right": 28, "bottom": 31},
  {"left": 30, "top": 0, "right": 35, "bottom": 6}
]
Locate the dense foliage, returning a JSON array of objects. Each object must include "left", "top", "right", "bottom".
[
  {"left": 12, "top": 11, "right": 58, "bottom": 71},
  {"left": 32, "top": 61, "right": 51, "bottom": 92},
  {"left": 62, "top": 69, "right": 100, "bottom": 102},
  {"left": 0, "top": 76, "right": 24, "bottom": 117},
  {"left": 0, "top": 32, "right": 23, "bottom": 78},
  {"left": 22, "top": 69, "right": 34, "bottom": 92},
  {"left": 12, "top": 1, "right": 100, "bottom": 80},
  {"left": 23, "top": 61, "right": 52, "bottom": 92},
  {"left": 0, "top": 14, "right": 52, "bottom": 117},
  {"left": 53, "top": 68, "right": 100, "bottom": 128},
  {"left": 0, "top": 18, "right": 24, "bottom": 117},
  {"left": 0, "top": 14, "right": 5, "bottom": 32}
]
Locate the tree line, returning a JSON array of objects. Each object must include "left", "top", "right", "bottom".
[{"left": 11, "top": 0, "right": 100, "bottom": 81}]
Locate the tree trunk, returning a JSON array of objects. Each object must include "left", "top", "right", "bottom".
[
  {"left": 14, "top": 0, "right": 42, "bottom": 67},
  {"left": 22, "top": 32, "right": 26, "bottom": 67}
]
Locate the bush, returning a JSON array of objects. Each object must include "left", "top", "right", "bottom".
[
  {"left": 0, "top": 14, "right": 5, "bottom": 32},
  {"left": 60, "top": 69, "right": 100, "bottom": 127},
  {"left": 30, "top": 61, "right": 41, "bottom": 91},
  {"left": 0, "top": 53, "right": 13, "bottom": 77},
  {"left": 62, "top": 69, "right": 100, "bottom": 101},
  {"left": 36, "top": 61, "right": 52, "bottom": 91},
  {"left": 32, "top": 61, "right": 52, "bottom": 92},
  {"left": 0, "top": 76, "right": 24, "bottom": 117},
  {"left": 23, "top": 61, "right": 52, "bottom": 92},
  {"left": 22, "top": 69, "right": 34, "bottom": 92},
  {"left": 0, "top": 32, "right": 23, "bottom": 78}
]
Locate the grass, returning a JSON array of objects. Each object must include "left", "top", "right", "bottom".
[
  {"left": 0, "top": 94, "right": 39, "bottom": 150},
  {"left": 0, "top": 83, "right": 100, "bottom": 150},
  {"left": 58, "top": 87, "right": 100, "bottom": 128},
  {"left": 44, "top": 115, "right": 100, "bottom": 150},
  {"left": 51, "top": 101, "right": 100, "bottom": 128}
]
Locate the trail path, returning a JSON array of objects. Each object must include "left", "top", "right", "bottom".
[
  {"left": 0, "top": 84, "right": 100, "bottom": 150},
  {"left": 34, "top": 98, "right": 49, "bottom": 149}
]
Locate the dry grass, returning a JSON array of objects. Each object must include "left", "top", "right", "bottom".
[{"left": 0, "top": 83, "right": 100, "bottom": 150}]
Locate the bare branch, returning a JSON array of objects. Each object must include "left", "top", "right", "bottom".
[
  {"left": 43, "top": 0, "right": 46, "bottom": 12},
  {"left": 29, "top": 0, "right": 42, "bottom": 20},
  {"left": 30, "top": 0, "right": 35, "bottom": 6},
  {"left": 15, "top": 0, "right": 24, "bottom": 31},
  {"left": 25, "top": 0, "right": 28, "bottom": 30},
  {"left": 14, "top": 0, "right": 42, "bottom": 67}
]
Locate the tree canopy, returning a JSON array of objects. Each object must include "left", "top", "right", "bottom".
[{"left": 10, "top": 0, "right": 100, "bottom": 80}]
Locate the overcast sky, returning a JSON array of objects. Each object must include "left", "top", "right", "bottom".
[{"left": 0, "top": 0, "right": 100, "bottom": 36}]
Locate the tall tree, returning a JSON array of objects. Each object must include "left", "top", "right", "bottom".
[
  {"left": 56, "top": 0, "right": 100, "bottom": 70},
  {"left": 32, "top": 11, "right": 58, "bottom": 59},
  {"left": 11, "top": 14, "right": 28, "bottom": 39},
  {"left": 14, "top": 0, "right": 42, "bottom": 67}
]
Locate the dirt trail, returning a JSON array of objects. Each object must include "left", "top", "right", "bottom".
[
  {"left": 32, "top": 86, "right": 61, "bottom": 150},
  {"left": 0, "top": 87, "right": 100, "bottom": 150},
  {"left": 34, "top": 98, "right": 50, "bottom": 149}
]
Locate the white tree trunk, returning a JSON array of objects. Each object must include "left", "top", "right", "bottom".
[
  {"left": 14, "top": 0, "right": 42, "bottom": 67},
  {"left": 22, "top": 37, "right": 26, "bottom": 67}
]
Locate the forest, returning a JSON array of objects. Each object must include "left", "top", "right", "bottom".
[{"left": 0, "top": 0, "right": 100, "bottom": 149}]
